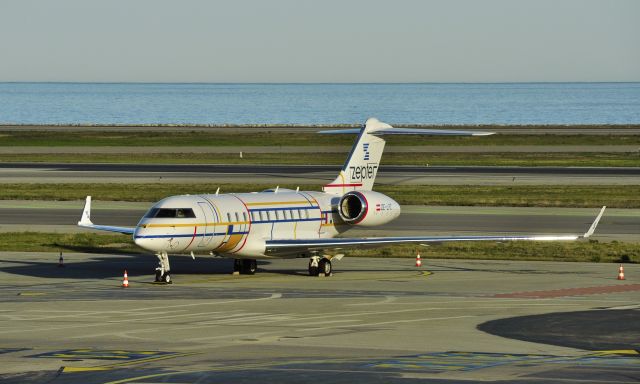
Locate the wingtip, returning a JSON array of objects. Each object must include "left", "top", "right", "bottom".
[
  {"left": 78, "top": 195, "right": 93, "bottom": 226},
  {"left": 582, "top": 206, "right": 606, "bottom": 238}
]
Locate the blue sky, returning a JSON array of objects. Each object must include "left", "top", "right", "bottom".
[{"left": 0, "top": 0, "right": 638, "bottom": 82}]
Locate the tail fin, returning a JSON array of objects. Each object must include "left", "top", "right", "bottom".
[
  {"left": 322, "top": 118, "right": 388, "bottom": 195},
  {"left": 320, "top": 117, "right": 493, "bottom": 195}
]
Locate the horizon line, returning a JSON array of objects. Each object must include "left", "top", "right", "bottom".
[{"left": 1, "top": 81, "right": 639, "bottom": 85}]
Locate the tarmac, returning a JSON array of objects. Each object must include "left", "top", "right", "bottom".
[
  {"left": 0, "top": 254, "right": 638, "bottom": 383},
  {"left": 1, "top": 163, "right": 639, "bottom": 185}
]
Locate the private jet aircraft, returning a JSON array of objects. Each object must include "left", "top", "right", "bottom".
[{"left": 78, "top": 118, "right": 605, "bottom": 283}]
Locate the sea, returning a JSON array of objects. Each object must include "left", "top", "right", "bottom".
[{"left": 0, "top": 82, "right": 639, "bottom": 126}]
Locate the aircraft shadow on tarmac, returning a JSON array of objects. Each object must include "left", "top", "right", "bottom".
[
  {"left": 0, "top": 253, "right": 250, "bottom": 280},
  {"left": 0, "top": 254, "right": 420, "bottom": 279},
  {"left": 0, "top": 253, "right": 593, "bottom": 281}
]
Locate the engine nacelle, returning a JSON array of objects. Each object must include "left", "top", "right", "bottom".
[{"left": 337, "top": 191, "right": 401, "bottom": 227}]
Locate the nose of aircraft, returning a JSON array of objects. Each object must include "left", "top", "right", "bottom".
[{"left": 133, "top": 226, "right": 156, "bottom": 251}]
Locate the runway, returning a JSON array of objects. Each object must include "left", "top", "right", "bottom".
[
  {"left": 1, "top": 162, "right": 639, "bottom": 185},
  {"left": 0, "top": 203, "right": 636, "bottom": 242},
  {"left": 2, "top": 145, "right": 638, "bottom": 153},
  {"left": 0, "top": 254, "right": 638, "bottom": 383}
]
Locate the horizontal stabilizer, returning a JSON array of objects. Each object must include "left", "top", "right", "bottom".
[{"left": 319, "top": 127, "right": 493, "bottom": 136}]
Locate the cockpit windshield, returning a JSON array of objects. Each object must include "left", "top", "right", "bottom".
[{"left": 145, "top": 208, "right": 196, "bottom": 219}]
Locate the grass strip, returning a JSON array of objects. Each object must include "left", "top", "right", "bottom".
[
  {"left": 1, "top": 184, "right": 638, "bottom": 208},
  {"left": 3, "top": 232, "right": 636, "bottom": 263},
  {"left": 0, "top": 152, "right": 638, "bottom": 167},
  {"left": 1, "top": 131, "right": 640, "bottom": 146}
]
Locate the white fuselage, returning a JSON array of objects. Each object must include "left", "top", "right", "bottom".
[{"left": 133, "top": 190, "right": 400, "bottom": 259}]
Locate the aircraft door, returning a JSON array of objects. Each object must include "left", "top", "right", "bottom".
[{"left": 197, "top": 201, "right": 215, "bottom": 247}]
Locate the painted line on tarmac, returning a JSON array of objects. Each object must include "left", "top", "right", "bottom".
[
  {"left": 62, "top": 351, "right": 199, "bottom": 373},
  {"left": 346, "top": 295, "right": 397, "bottom": 306},
  {"left": 96, "top": 349, "right": 640, "bottom": 384},
  {"left": 0, "top": 295, "right": 283, "bottom": 335},
  {"left": 307, "top": 315, "right": 476, "bottom": 332}
]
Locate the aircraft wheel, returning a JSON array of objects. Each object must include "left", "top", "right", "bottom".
[
  {"left": 163, "top": 273, "right": 172, "bottom": 284},
  {"left": 155, "top": 269, "right": 162, "bottom": 282},
  {"left": 319, "top": 258, "right": 332, "bottom": 276},
  {"left": 233, "top": 259, "right": 242, "bottom": 273},
  {"left": 243, "top": 259, "right": 257, "bottom": 275},
  {"left": 308, "top": 260, "right": 319, "bottom": 276}
]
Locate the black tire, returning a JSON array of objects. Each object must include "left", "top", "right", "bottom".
[
  {"left": 155, "top": 269, "right": 162, "bottom": 282},
  {"left": 242, "top": 259, "right": 257, "bottom": 275},
  {"left": 233, "top": 259, "right": 242, "bottom": 273},
  {"left": 318, "top": 259, "right": 332, "bottom": 276},
  {"left": 308, "top": 260, "right": 319, "bottom": 276},
  {"left": 163, "top": 273, "right": 172, "bottom": 284}
]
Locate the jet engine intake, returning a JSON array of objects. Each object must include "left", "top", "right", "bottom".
[{"left": 337, "top": 191, "right": 400, "bottom": 226}]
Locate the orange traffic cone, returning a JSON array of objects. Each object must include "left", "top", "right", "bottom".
[
  {"left": 58, "top": 252, "right": 64, "bottom": 268},
  {"left": 617, "top": 265, "right": 625, "bottom": 280},
  {"left": 122, "top": 270, "right": 129, "bottom": 287},
  {"left": 415, "top": 253, "right": 422, "bottom": 267}
]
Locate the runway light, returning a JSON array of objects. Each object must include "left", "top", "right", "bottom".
[
  {"left": 415, "top": 252, "right": 422, "bottom": 268},
  {"left": 617, "top": 265, "right": 625, "bottom": 280}
]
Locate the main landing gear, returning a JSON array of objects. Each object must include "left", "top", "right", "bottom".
[
  {"left": 308, "top": 256, "right": 332, "bottom": 277},
  {"left": 233, "top": 259, "right": 257, "bottom": 275},
  {"left": 155, "top": 251, "right": 172, "bottom": 284}
]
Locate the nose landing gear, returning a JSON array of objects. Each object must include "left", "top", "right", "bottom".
[{"left": 155, "top": 251, "right": 172, "bottom": 284}]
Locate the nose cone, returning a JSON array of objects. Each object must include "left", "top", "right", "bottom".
[{"left": 133, "top": 226, "right": 158, "bottom": 252}]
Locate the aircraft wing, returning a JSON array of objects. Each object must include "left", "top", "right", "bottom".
[
  {"left": 265, "top": 206, "right": 606, "bottom": 257},
  {"left": 77, "top": 196, "right": 136, "bottom": 235}
]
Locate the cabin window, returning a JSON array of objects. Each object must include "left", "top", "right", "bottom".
[
  {"left": 260, "top": 211, "right": 266, "bottom": 221},
  {"left": 227, "top": 213, "right": 232, "bottom": 223},
  {"left": 235, "top": 212, "right": 240, "bottom": 222},
  {"left": 275, "top": 211, "right": 281, "bottom": 220},
  {"left": 292, "top": 210, "right": 298, "bottom": 219},
  {"left": 284, "top": 210, "right": 290, "bottom": 220},
  {"left": 267, "top": 211, "right": 272, "bottom": 221},
  {"left": 298, "top": 209, "right": 304, "bottom": 219},
  {"left": 148, "top": 208, "right": 196, "bottom": 218},
  {"left": 243, "top": 212, "right": 247, "bottom": 222}
]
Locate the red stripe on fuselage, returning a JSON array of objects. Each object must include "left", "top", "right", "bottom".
[
  {"left": 324, "top": 183, "right": 363, "bottom": 187},
  {"left": 184, "top": 225, "right": 198, "bottom": 250}
]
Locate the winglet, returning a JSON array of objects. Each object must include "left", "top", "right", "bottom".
[
  {"left": 78, "top": 196, "right": 93, "bottom": 226},
  {"left": 582, "top": 206, "right": 606, "bottom": 238}
]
